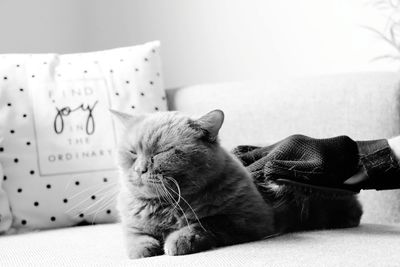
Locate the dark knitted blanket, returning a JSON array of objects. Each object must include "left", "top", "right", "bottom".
[{"left": 232, "top": 134, "right": 361, "bottom": 193}]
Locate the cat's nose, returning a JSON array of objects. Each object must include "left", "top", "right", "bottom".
[{"left": 134, "top": 165, "right": 147, "bottom": 174}]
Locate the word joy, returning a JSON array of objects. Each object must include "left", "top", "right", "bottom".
[{"left": 53, "top": 101, "right": 98, "bottom": 135}]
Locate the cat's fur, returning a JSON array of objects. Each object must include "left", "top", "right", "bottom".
[{"left": 113, "top": 110, "right": 362, "bottom": 259}]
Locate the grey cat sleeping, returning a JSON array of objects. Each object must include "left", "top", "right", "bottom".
[{"left": 112, "top": 109, "right": 362, "bottom": 259}]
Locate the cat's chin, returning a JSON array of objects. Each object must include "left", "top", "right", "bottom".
[{"left": 127, "top": 182, "right": 164, "bottom": 199}]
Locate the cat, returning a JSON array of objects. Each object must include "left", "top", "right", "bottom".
[{"left": 112, "top": 109, "right": 362, "bottom": 259}]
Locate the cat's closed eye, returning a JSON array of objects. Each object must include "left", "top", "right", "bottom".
[
  {"left": 154, "top": 147, "right": 174, "bottom": 155},
  {"left": 128, "top": 150, "right": 137, "bottom": 160}
]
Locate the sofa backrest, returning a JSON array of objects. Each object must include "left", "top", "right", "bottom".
[{"left": 166, "top": 72, "right": 400, "bottom": 224}]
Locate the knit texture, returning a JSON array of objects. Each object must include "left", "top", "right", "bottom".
[
  {"left": 233, "top": 135, "right": 400, "bottom": 192},
  {"left": 233, "top": 134, "right": 360, "bottom": 190}
]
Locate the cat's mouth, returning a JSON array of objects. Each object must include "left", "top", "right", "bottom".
[{"left": 146, "top": 178, "right": 162, "bottom": 184}]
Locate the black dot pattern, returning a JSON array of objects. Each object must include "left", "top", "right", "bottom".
[{"left": 0, "top": 42, "right": 166, "bottom": 229}]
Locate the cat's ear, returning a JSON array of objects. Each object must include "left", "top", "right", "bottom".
[
  {"left": 109, "top": 109, "right": 134, "bottom": 128},
  {"left": 110, "top": 109, "right": 146, "bottom": 129},
  {"left": 196, "top": 110, "right": 224, "bottom": 140}
]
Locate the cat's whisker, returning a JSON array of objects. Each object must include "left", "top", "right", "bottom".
[
  {"left": 163, "top": 177, "right": 206, "bottom": 232},
  {"left": 160, "top": 178, "right": 182, "bottom": 210},
  {"left": 154, "top": 181, "right": 170, "bottom": 201},
  {"left": 154, "top": 183, "right": 164, "bottom": 205},
  {"left": 164, "top": 176, "right": 182, "bottom": 204},
  {"left": 66, "top": 181, "right": 118, "bottom": 200},
  {"left": 160, "top": 179, "right": 190, "bottom": 229},
  {"left": 88, "top": 195, "right": 115, "bottom": 217},
  {"left": 159, "top": 181, "right": 180, "bottom": 211},
  {"left": 84, "top": 189, "right": 118, "bottom": 216},
  {"left": 65, "top": 186, "right": 117, "bottom": 216},
  {"left": 163, "top": 177, "right": 207, "bottom": 233},
  {"left": 65, "top": 197, "right": 90, "bottom": 215},
  {"left": 91, "top": 195, "right": 118, "bottom": 224},
  {"left": 65, "top": 181, "right": 114, "bottom": 199},
  {"left": 65, "top": 184, "right": 118, "bottom": 214},
  {"left": 87, "top": 198, "right": 116, "bottom": 219},
  {"left": 64, "top": 179, "right": 74, "bottom": 191},
  {"left": 262, "top": 232, "right": 282, "bottom": 240},
  {"left": 299, "top": 196, "right": 310, "bottom": 222}
]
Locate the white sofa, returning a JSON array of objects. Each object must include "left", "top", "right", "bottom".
[{"left": 2, "top": 72, "right": 400, "bottom": 266}]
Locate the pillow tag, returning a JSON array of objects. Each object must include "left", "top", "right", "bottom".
[{"left": 31, "top": 78, "right": 117, "bottom": 176}]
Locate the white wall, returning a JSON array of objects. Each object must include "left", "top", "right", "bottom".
[
  {"left": 0, "top": 0, "right": 396, "bottom": 88},
  {"left": 0, "top": 0, "right": 88, "bottom": 53}
]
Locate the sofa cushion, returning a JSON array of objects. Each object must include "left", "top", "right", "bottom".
[
  {"left": 167, "top": 72, "right": 400, "bottom": 149},
  {"left": 0, "top": 161, "right": 12, "bottom": 232},
  {"left": 1, "top": 223, "right": 399, "bottom": 266},
  {"left": 0, "top": 41, "right": 167, "bottom": 231}
]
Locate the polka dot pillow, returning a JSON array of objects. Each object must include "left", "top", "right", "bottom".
[
  {"left": 0, "top": 155, "right": 12, "bottom": 233},
  {"left": 0, "top": 41, "right": 167, "bottom": 231}
]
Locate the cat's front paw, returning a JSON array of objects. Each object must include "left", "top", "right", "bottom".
[
  {"left": 127, "top": 237, "right": 162, "bottom": 259},
  {"left": 164, "top": 227, "right": 215, "bottom": 256}
]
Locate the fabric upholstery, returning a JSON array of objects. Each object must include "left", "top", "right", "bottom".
[
  {"left": 1, "top": 223, "right": 400, "bottom": 266},
  {"left": 1, "top": 72, "right": 400, "bottom": 266},
  {"left": 166, "top": 72, "right": 400, "bottom": 224},
  {"left": 0, "top": 41, "right": 166, "bottom": 231},
  {"left": 167, "top": 72, "right": 400, "bottom": 148},
  {"left": 0, "top": 162, "right": 12, "bottom": 232}
]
